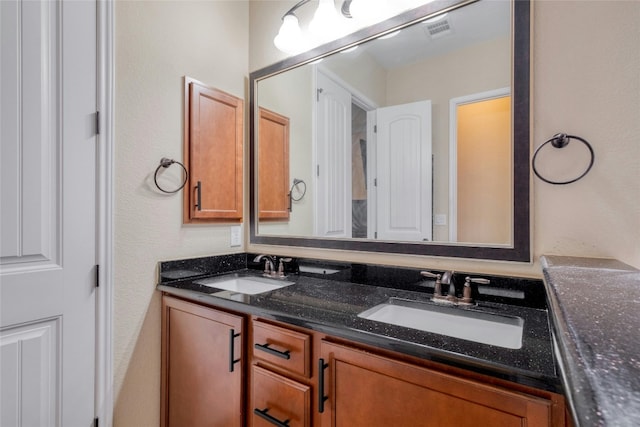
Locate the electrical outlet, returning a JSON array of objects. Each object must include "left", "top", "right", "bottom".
[
  {"left": 434, "top": 214, "right": 447, "bottom": 226},
  {"left": 230, "top": 225, "right": 242, "bottom": 247}
]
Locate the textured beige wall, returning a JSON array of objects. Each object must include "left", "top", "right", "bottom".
[
  {"left": 114, "top": 1, "right": 248, "bottom": 425},
  {"left": 248, "top": 0, "right": 640, "bottom": 275}
]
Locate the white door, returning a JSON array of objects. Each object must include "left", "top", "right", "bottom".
[
  {"left": 375, "top": 100, "right": 432, "bottom": 242},
  {"left": 1, "top": 1, "right": 97, "bottom": 426},
  {"left": 314, "top": 70, "right": 352, "bottom": 238}
]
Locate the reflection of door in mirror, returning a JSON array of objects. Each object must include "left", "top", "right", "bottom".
[
  {"left": 376, "top": 101, "right": 433, "bottom": 242},
  {"left": 315, "top": 71, "right": 353, "bottom": 238},
  {"left": 315, "top": 70, "right": 433, "bottom": 242},
  {"left": 258, "top": 107, "right": 290, "bottom": 221},
  {"left": 450, "top": 90, "right": 512, "bottom": 244}
]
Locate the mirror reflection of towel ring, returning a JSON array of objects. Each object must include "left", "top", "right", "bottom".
[
  {"left": 532, "top": 133, "right": 595, "bottom": 185},
  {"left": 154, "top": 158, "right": 188, "bottom": 193},
  {"left": 288, "top": 178, "right": 306, "bottom": 211}
]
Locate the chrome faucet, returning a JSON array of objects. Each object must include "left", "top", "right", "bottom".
[{"left": 253, "top": 254, "right": 276, "bottom": 277}]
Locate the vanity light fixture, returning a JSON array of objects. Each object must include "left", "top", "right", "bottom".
[
  {"left": 274, "top": 0, "right": 419, "bottom": 54},
  {"left": 274, "top": 0, "right": 352, "bottom": 54}
]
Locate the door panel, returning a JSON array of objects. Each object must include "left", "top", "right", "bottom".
[
  {"left": 315, "top": 71, "right": 352, "bottom": 238},
  {"left": 0, "top": 319, "right": 59, "bottom": 427},
  {"left": 0, "top": 1, "right": 97, "bottom": 425},
  {"left": 376, "top": 100, "right": 432, "bottom": 242}
]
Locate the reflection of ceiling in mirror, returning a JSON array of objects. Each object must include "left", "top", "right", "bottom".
[{"left": 344, "top": 0, "right": 510, "bottom": 70}]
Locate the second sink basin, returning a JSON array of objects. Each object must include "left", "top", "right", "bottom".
[
  {"left": 358, "top": 298, "right": 524, "bottom": 349},
  {"left": 195, "top": 274, "right": 294, "bottom": 295}
]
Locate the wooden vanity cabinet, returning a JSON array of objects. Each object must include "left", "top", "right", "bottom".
[
  {"left": 318, "top": 340, "right": 564, "bottom": 427},
  {"left": 161, "top": 296, "right": 245, "bottom": 427},
  {"left": 249, "top": 319, "right": 313, "bottom": 427},
  {"left": 160, "top": 299, "right": 566, "bottom": 427},
  {"left": 183, "top": 77, "right": 243, "bottom": 223}
]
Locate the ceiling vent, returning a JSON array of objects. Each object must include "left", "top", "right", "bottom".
[{"left": 425, "top": 19, "right": 452, "bottom": 38}]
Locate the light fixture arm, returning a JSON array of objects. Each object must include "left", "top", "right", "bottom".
[
  {"left": 281, "top": 0, "right": 312, "bottom": 19},
  {"left": 341, "top": 0, "right": 353, "bottom": 18},
  {"left": 281, "top": 0, "right": 353, "bottom": 20}
]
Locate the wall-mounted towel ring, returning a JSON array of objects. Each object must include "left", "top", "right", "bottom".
[
  {"left": 532, "top": 133, "right": 595, "bottom": 185},
  {"left": 288, "top": 178, "right": 307, "bottom": 212},
  {"left": 154, "top": 158, "right": 188, "bottom": 193}
]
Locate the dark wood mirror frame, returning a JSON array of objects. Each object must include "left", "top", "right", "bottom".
[{"left": 249, "top": 0, "right": 530, "bottom": 262}]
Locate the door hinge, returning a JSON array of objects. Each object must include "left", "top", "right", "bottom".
[
  {"left": 317, "top": 165, "right": 320, "bottom": 177},
  {"left": 374, "top": 125, "right": 377, "bottom": 133},
  {"left": 94, "top": 417, "right": 99, "bottom": 427},
  {"left": 95, "top": 111, "right": 100, "bottom": 135},
  {"left": 95, "top": 264, "right": 100, "bottom": 288},
  {"left": 317, "top": 88, "right": 323, "bottom": 102},
  {"left": 374, "top": 178, "right": 377, "bottom": 187},
  {"left": 374, "top": 231, "right": 378, "bottom": 239}
]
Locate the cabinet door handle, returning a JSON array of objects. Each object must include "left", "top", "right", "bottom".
[
  {"left": 253, "top": 408, "right": 290, "bottom": 427},
  {"left": 229, "top": 329, "right": 241, "bottom": 372},
  {"left": 318, "top": 358, "right": 329, "bottom": 413},
  {"left": 195, "top": 181, "right": 202, "bottom": 211},
  {"left": 254, "top": 343, "right": 291, "bottom": 360}
]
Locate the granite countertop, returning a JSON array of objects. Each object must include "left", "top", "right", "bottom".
[
  {"left": 541, "top": 256, "right": 640, "bottom": 427},
  {"left": 157, "top": 254, "right": 560, "bottom": 391}
]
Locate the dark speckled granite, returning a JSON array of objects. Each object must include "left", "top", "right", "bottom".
[
  {"left": 158, "top": 253, "right": 560, "bottom": 392},
  {"left": 541, "top": 255, "right": 640, "bottom": 427}
]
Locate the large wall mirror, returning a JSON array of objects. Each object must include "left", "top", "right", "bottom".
[{"left": 250, "top": 0, "right": 530, "bottom": 261}]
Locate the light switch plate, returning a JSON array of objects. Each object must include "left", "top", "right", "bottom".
[
  {"left": 434, "top": 214, "right": 447, "bottom": 226},
  {"left": 230, "top": 225, "right": 242, "bottom": 247}
]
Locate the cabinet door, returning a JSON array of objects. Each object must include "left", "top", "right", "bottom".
[
  {"left": 258, "top": 107, "right": 290, "bottom": 220},
  {"left": 319, "top": 341, "right": 554, "bottom": 427},
  {"left": 161, "top": 296, "right": 244, "bottom": 427},
  {"left": 184, "top": 77, "right": 243, "bottom": 222}
]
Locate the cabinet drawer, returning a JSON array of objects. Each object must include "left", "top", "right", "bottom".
[
  {"left": 252, "top": 365, "right": 310, "bottom": 427},
  {"left": 252, "top": 320, "right": 311, "bottom": 377}
]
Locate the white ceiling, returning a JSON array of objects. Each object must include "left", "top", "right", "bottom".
[{"left": 344, "top": 0, "right": 511, "bottom": 70}]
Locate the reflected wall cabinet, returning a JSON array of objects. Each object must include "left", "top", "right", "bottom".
[
  {"left": 258, "top": 107, "right": 290, "bottom": 221},
  {"left": 183, "top": 77, "right": 243, "bottom": 223}
]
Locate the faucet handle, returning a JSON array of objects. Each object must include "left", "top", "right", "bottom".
[
  {"left": 465, "top": 276, "right": 490, "bottom": 285},
  {"left": 420, "top": 271, "right": 440, "bottom": 280},
  {"left": 460, "top": 276, "right": 490, "bottom": 305},
  {"left": 277, "top": 257, "right": 292, "bottom": 277},
  {"left": 421, "top": 271, "right": 444, "bottom": 298}
]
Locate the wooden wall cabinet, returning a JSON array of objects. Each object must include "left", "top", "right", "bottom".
[
  {"left": 161, "top": 296, "right": 244, "bottom": 427},
  {"left": 183, "top": 77, "right": 243, "bottom": 223},
  {"left": 258, "top": 107, "right": 290, "bottom": 220}
]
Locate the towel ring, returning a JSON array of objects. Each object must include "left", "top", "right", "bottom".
[
  {"left": 154, "top": 158, "right": 188, "bottom": 193},
  {"left": 532, "top": 133, "right": 594, "bottom": 185},
  {"left": 288, "top": 178, "right": 307, "bottom": 212}
]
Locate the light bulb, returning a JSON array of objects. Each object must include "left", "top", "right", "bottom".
[
  {"left": 309, "top": 0, "right": 346, "bottom": 43},
  {"left": 274, "top": 14, "right": 304, "bottom": 54},
  {"left": 350, "top": 0, "right": 391, "bottom": 24}
]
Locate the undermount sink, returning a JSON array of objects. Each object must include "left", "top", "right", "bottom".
[
  {"left": 195, "top": 274, "right": 294, "bottom": 295},
  {"left": 358, "top": 298, "right": 524, "bottom": 349}
]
